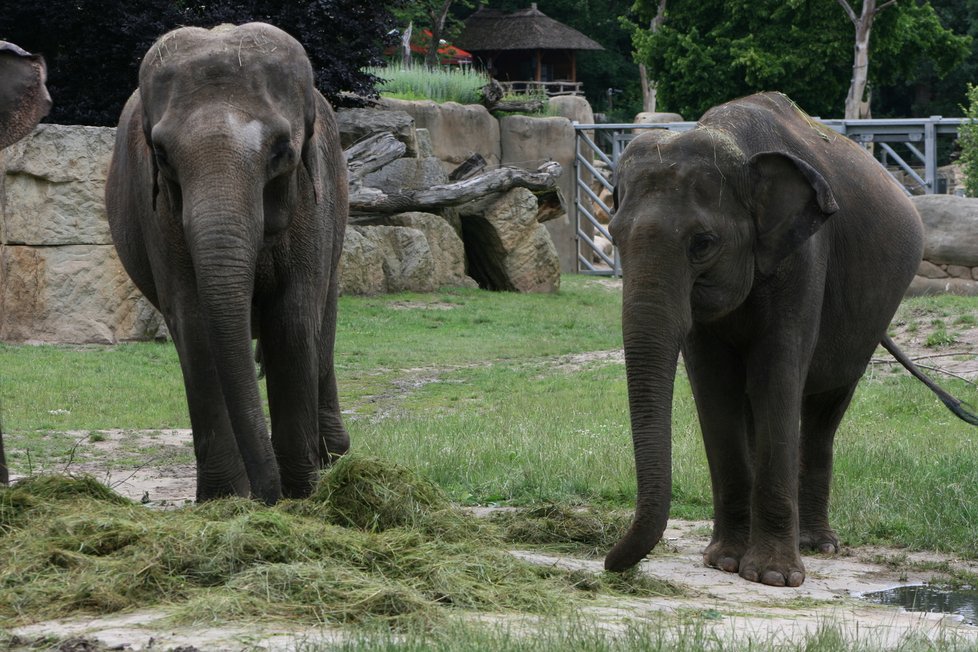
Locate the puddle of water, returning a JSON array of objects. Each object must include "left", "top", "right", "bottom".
[{"left": 862, "top": 585, "right": 978, "bottom": 625}]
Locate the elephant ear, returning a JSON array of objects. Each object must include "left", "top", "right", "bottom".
[
  {"left": 749, "top": 151, "right": 839, "bottom": 276},
  {"left": 300, "top": 92, "right": 324, "bottom": 205},
  {"left": 0, "top": 45, "right": 51, "bottom": 150}
]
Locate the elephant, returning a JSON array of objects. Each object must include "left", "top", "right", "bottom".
[
  {"left": 0, "top": 41, "right": 52, "bottom": 484},
  {"left": 105, "top": 23, "right": 349, "bottom": 504},
  {"left": 0, "top": 41, "right": 51, "bottom": 150},
  {"left": 605, "top": 92, "right": 978, "bottom": 586}
]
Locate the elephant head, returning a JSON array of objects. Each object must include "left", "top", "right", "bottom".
[
  {"left": 127, "top": 23, "right": 329, "bottom": 502},
  {"left": 604, "top": 127, "right": 839, "bottom": 571},
  {"left": 0, "top": 41, "right": 51, "bottom": 150}
]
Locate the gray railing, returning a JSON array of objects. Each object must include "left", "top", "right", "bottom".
[{"left": 574, "top": 117, "right": 966, "bottom": 275}]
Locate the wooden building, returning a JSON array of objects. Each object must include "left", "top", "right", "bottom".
[{"left": 456, "top": 3, "right": 603, "bottom": 96}]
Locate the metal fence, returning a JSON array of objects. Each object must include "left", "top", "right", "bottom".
[{"left": 573, "top": 117, "right": 966, "bottom": 275}]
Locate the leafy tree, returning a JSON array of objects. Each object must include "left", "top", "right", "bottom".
[
  {"left": 630, "top": 0, "right": 970, "bottom": 120},
  {"left": 394, "top": 0, "right": 477, "bottom": 68},
  {"left": 961, "top": 83, "right": 978, "bottom": 196},
  {"left": 0, "top": 1, "right": 402, "bottom": 126},
  {"left": 876, "top": 0, "right": 978, "bottom": 117}
]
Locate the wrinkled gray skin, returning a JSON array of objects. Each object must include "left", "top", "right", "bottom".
[
  {"left": 105, "top": 23, "right": 349, "bottom": 503},
  {"left": 606, "top": 92, "right": 923, "bottom": 586},
  {"left": 0, "top": 41, "right": 52, "bottom": 484},
  {"left": 0, "top": 41, "right": 51, "bottom": 150}
]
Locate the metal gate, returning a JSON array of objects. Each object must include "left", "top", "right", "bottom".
[{"left": 573, "top": 117, "right": 965, "bottom": 276}]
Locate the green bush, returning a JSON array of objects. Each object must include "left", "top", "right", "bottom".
[
  {"left": 365, "top": 62, "right": 487, "bottom": 104},
  {"left": 961, "top": 83, "right": 978, "bottom": 198}
]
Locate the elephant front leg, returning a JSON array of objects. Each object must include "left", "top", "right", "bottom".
[
  {"left": 742, "top": 367, "right": 806, "bottom": 587},
  {"left": 169, "top": 314, "right": 250, "bottom": 500},
  {"left": 261, "top": 308, "right": 322, "bottom": 499},
  {"left": 684, "top": 331, "right": 752, "bottom": 574}
]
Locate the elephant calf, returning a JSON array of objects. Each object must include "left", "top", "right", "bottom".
[
  {"left": 0, "top": 41, "right": 52, "bottom": 484},
  {"left": 606, "top": 91, "right": 977, "bottom": 586},
  {"left": 105, "top": 23, "right": 349, "bottom": 503}
]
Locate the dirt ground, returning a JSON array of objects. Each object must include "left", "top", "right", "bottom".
[{"left": 8, "top": 304, "right": 978, "bottom": 650}]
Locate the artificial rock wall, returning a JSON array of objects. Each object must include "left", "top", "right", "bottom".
[{"left": 0, "top": 98, "right": 580, "bottom": 344}]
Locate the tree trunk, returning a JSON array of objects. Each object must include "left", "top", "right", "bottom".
[
  {"left": 401, "top": 22, "right": 413, "bottom": 67},
  {"left": 349, "top": 161, "right": 561, "bottom": 216},
  {"left": 838, "top": 0, "right": 896, "bottom": 119},
  {"left": 424, "top": 0, "right": 453, "bottom": 69},
  {"left": 640, "top": 0, "right": 668, "bottom": 113}
]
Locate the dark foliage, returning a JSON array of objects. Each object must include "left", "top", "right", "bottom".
[{"left": 0, "top": 1, "right": 403, "bottom": 126}]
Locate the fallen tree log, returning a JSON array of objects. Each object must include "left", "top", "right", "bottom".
[
  {"left": 345, "top": 132, "right": 407, "bottom": 184},
  {"left": 349, "top": 160, "right": 562, "bottom": 217}
]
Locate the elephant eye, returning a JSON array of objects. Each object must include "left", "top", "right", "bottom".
[{"left": 689, "top": 232, "right": 719, "bottom": 262}]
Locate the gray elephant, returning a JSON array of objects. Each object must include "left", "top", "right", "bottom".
[
  {"left": 0, "top": 41, "right": 51, "bottom": 150},
  {"left": 605, "top": 92, "right": 977, "bottom": 586},
  {"left": 0, "top": 41, "right": 52, "bottom": 484},
  {"left": 105, "top": 23, "right": 348, "bottom": 504}
]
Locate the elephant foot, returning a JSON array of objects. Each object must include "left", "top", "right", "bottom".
[
  {"left": 799, "top": 526, "right": 840, "bottom": 554},
  {"left": 738, "top": 546, "right": 805, "bottom": 587},
  {"left": 703, "top": 536, "right": 748, "bottom": 574}
]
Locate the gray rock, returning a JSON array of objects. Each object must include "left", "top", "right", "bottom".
[
  {"left": 499, "top": 115, "right": 576, "bottom": 272},
  {"left": 0, "top": 243, "right": 165, "bottom": 343},
  {"left": 549, "top": 96, "right": 595, "bottom": 126},
  {"left": 2, "top": 124, "right": 115, "bottom": 245},
  {"left": 917, "top": 260, "right": 947, "bottom": 279},
  {"left": 336, "top": 108, "right": 418, "bottom": 158},
  {"left": 458, "top": 188, "right": 560, "bottom": 293},
  {"left": 634, "top": 111, "right": 684, "bottom": 124},
  {"left": 380, "top": 98, "right": 501, "bottom": 171},
  {"left": 387, "top": 212, "right": 476, "bottom": 290},
  {"left": 907, "top": 275, "right": 978, "bottom": 297},
  {"left": 911, "top": 195, "right": 978, "bottom": 266},
  {"left": 363, "top": 157, "right": 448, "bottom": 195}
]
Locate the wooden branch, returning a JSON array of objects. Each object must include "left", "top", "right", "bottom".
[
  {"left": 345, "top": 132, "right": 407, "bottom": 183},
  {"left": 350, "top": 161, "right": 562, "bottom": 216},
  {"left": 836, "top": 0, "right": 858, "bottom": 24}
]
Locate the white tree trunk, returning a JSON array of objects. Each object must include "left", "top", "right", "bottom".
[
  {"left": 838, "top": 0, "right": 896, "bottom": 119},
  {"left": 640, "top": 0, "right": 668, "bottom": 113}
]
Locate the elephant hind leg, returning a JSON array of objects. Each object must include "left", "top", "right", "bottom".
[
  {"left": 318, "top": 363, "right": 350, "bottom": 463},
  {"left": 799, "top": 382, "right": 858, "bottom": 553}
]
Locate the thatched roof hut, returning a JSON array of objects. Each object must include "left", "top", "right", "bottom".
[{"left": 456, "top": 3, "right": 603, "bottom": 95}]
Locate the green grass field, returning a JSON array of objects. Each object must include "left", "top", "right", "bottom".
[{"left": 3, "top": 275, "right": 978, "bottom": 649}]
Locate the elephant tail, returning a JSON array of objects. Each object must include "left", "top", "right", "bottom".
[{"left": 881, "top": 334, "right": 978, "bottom": 426}]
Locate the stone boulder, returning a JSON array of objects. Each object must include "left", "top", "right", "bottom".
[
  {"left": 0, "top": 124, "right": 165, "bottom": 343},
  {"left": 458, "top": 188, "right": 560, "bottom": 293},
  {"left": 549, "top": 95, "right": 594, "bottom": 126},
  {"left": 498, "top": 115, "right": 576, "bottom": 273},
  {"left": 336, "top": 108, "right": 418, "bottom": 158},
  {"left": 905, "top": 195, "right": 978, "bottom": 296},
  {"left": 339, "top": 212, "right": 475, "bottom": 295},
  {"left": 380, "top": 98, "right": 501, "bottom": 173},
  {"left": 634, "top": 111, "right": 684, "bottom": 125},
  {"left": 911, "top": 195, "right": 978, "bottom": 266}
]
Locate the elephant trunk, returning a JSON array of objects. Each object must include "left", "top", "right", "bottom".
[
  {"left": 605, "top": 267, "right": 689, "bottom": 571},
  {"left": 185, "top": 180, "right": 281, "bottom": 504}
]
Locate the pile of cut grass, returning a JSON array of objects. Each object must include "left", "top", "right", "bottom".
[{"left": 0, "top": 457, "right": 674, "bottom": 629}]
